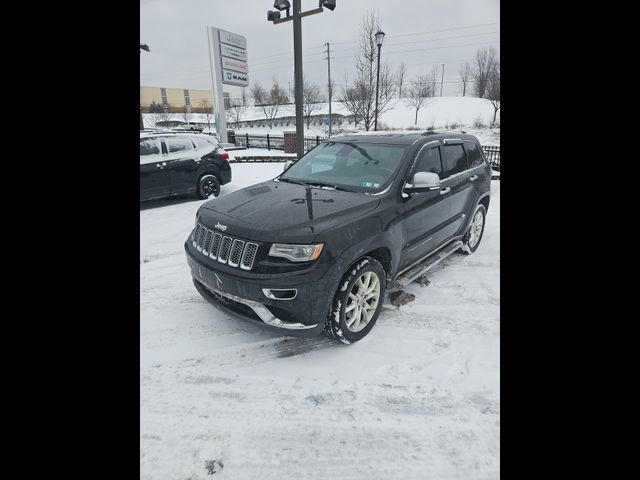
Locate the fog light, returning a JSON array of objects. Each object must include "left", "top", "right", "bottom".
[{"left": 262, "top": 288, "right": 298, "bottom": 300}]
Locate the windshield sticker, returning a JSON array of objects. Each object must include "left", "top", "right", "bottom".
[{"left": 361, "top": 181, "right": 381, "bottom": 188}]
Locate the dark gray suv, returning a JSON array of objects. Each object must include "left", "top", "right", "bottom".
[{"left": 186, "top": 131, "right": 491, "bottom": 343}]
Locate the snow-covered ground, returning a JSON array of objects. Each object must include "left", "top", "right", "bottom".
[
  {"left": 140, "top": 164, "right": 500, "bottom": 479},
  {"left": 144, "top": 96, "right": 500, "bottom": 146}
]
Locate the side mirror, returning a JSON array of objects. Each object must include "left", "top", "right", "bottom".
[
  {"left": 404, "top": 171, "right": 440, "bottom": 193},
  {"left": 283, "top": 160, "right": 295, "bottom": 171}
]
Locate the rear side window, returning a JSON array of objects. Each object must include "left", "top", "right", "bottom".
[
  {"left": 415, "top": 147, "right": 442, "bottom": 176},
  {"left": 442, "top": 145, "right": 468, "bottom": 177},
  {"left": 192, "top": 136, "right": 217, "bottom": 150},
  {"left": 464, "top": 142, "right": 485, "bottom": 168},
  {"left": 164, "top": 137, "right": 194, "bottom": 153},
  {"left": 140, "top": 138, "right": 159, "bottom": 156}
]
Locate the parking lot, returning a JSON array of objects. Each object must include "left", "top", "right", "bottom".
[{"left": 140, "top": 163, "right": 500, "bottom": 479}]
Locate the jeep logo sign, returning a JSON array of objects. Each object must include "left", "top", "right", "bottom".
[{"left": 214, "top": 222, "right": 227, "bottom": 232}]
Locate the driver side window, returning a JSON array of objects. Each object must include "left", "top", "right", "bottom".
[{"left": 415, "top": 147, "right": 443, "bottom": 177}]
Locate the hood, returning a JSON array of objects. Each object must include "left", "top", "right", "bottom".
[{"left": 198, "top": 180, "right": 380, "bottom": 243}]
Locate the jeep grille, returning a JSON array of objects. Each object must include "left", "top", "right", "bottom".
[{"left": 192, "top": 223, "right": 259, "bottom": 271}]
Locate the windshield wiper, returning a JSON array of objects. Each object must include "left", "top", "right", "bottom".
[
  {"left": 278, "top": 177, "right": 309, "bottom": 187},
  {"left": 343, "top": 142, "right": 378, "bottom": 164},
  {"left": 307, "top": 181, "right": 353, "bottom": 192}
]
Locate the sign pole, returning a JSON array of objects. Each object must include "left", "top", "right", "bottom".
[{"left": 207, "top": 26, "right": 228, "bottom": 144}]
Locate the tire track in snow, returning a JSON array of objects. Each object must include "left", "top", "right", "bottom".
[{"left": 141, "top": 334, "right": 339, "bottom": 370}]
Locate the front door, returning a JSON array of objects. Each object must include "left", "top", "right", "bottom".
[
  {"left": 140, "top": 137, "right": 170, "bottom": 201},
  {"left": 400, "top": 144, "right": 454, "bottom": 269}
]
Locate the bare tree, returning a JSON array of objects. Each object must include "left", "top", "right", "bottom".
[
  {"left": 200, "top": 99, "right": 213, "bottom": 132},
  {"left": 250, "top": 78, "right": 288, "bottom": 129},
  {"left": 458, "top": 62, "right": 472, "bottom": 96},
  {"left": 148, "top": 101, "right": 163, "bottom": 113},
  {"left": 250, "top": 83, "right": 268, "bottom": 106},
  {"left": 302, "top": 77, "right": 325, "bottom": 127},
  {"left": 150, "top": 106, "right": 173, "bottom": 127},
  {"left": 226, "top": 97, "right": 248, "bottom": 127},
  {"left": 407, "top": 74, "right": 433, "bottom": 125},
  {"left": 472, "top": 46, "right": 498, "bottom": 98},
  {"left": 486, "top": 62, "right": 500, "bottom": 125},
  {"left": 339, "top": 11, "right": 396, "bottom": 130},
  {"left": 182, "top": 108, "right": 192, "bottom": 125},
  {"left": 397, "top": 61, "right": 407, "bottom": 98}
]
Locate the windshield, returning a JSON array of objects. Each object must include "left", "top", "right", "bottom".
[{"left": 279, "top": 142, "right": 408, "bottom": 193}]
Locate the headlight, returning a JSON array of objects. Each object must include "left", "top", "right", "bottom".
[
  {"left": 192, "top": 214, "right": 200, "bottom": 241},
  {"left": 268, "top": 243, "right": 324, "bottom": 262}
]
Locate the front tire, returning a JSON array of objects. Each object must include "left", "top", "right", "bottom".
[
  {"left": 461, "top": 204, "right": 487, "bottom": 254},
  {"left": 325, "top": 256, "right": 386, "bottom": 344},
  {"left": 197, "top": 174, "right": 220, "bottom": 199}
]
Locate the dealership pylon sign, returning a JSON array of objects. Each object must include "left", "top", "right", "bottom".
[{"left": 207, "top": 26, "right": 249, "bottom": 143}]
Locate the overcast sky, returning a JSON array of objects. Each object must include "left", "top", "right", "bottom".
[{"left": 140, "top": 0, "right": 499, "bottom": 98}]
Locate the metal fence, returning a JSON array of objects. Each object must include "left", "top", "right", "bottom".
[
  {"left": 234, "top": 133, "right": 325, "bottom": 152},
  {"left": 482, "top": 145, "right": 500, "bottom": 171}
]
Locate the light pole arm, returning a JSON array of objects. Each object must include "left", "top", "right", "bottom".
[{"left": 272, "top": 6, "right": 323, "bottom": 23}]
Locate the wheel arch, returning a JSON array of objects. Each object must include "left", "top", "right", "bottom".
[
  {"left": 478, "top": 192, "right": 490, "bottom": 213},
  {"left": 196, "top": 165, "right": 222, "bottom": 184}
]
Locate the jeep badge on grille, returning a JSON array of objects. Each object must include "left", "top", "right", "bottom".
[{"left": 214, "top": 222, "right": 227, "bottom": 232}]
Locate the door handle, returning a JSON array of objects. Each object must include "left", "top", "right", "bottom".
[
  {"left": 469, "top": 175, "right": 478, "bottom": 182},
  {"left": 440, "top": 187, "right": 451, "bottom": 195}
]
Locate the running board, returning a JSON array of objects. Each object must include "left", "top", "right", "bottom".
[{"left": 390, "top": 240, "right": 464, "bottom": 289}]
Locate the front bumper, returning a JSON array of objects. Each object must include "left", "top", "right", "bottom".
[{"left": 185, "top": 242, "right": 336, "bottom": 336}]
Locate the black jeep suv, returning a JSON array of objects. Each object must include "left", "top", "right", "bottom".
[{"left": 185, "top": 132, "right": 491, "bottom": 344}]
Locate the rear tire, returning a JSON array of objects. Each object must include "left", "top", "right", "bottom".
[
  {"left": 197, "top": 174, "right": 220, "bottom": 199},
  {"left": 324, "top": 256, "right": 386, "bottom": 344},
  {"left": 461, "top": 204, "right": 487, "bottom": 254}
]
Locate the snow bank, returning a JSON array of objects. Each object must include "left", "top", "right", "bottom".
[{"left": 143, "top": 96, "right": 500, "bottom": 145}]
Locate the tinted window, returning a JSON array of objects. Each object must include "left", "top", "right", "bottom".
[
  {"left": 140, "top": 138, "right": 159, "bottom": 156},
  {"left": 415, "top": 147, "right": 442, "bottom": 176},
  {"left": 442, "top": 145, "right": 468, "bottom": 177},
  {"left": 165, "top": 137, "right": 194, "bottom": 153},
  {"left": 193, "top": 136, "right": 217, "bottom": 150},
  {"left": 464, "top": 142, "right": 484, "bottom": 168}
]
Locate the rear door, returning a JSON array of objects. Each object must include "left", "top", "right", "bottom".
[
  {"left": 463, "top": 140, "right": 491, "bottom": 200},
  {"left": 163, "top": 136, "right": 198, "bottom": 195},
  {"left": 140, "top": 137, "right": 170, "bottom": 200},
  {"left": 400, "top": 143, "right": 454, "bottom": 268},
  {"left": 440, "top": 140, "right": 477, "bottom": 236}
]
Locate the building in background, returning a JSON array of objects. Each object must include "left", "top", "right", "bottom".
[{"left": 140, "top": 86, "right": 231, "bottom": 113}]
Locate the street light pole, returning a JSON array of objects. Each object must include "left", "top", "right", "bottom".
[
  {"left": 325, "top": 42, "right": 332, "bottom": 138},
  {"left": 374, "top": 30, "right": 385, "bottom": 131},
  {"left": 292, "top": 0, "right": 304, "bottom": 157},
  {"left": 268, "top": 1, "right": 336, "bottom": 157},
  {"left": 140, "top": 44, "right": 150, "bottom": 131}
]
